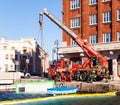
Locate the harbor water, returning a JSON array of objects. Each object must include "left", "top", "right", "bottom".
[{"left": 0, "top": 91, "right": 120, "bottom": 105}]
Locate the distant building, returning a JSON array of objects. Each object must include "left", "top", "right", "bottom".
[
  {"left": 58, "top": 0, "right": 120, "bottom": 80},
  {"left": 0, "top": 36, "right": 49, "bottom": 76}
]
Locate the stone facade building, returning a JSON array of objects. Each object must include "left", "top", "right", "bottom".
[{"left": 0, "top": 36, "right": 48, "bottom": 76}]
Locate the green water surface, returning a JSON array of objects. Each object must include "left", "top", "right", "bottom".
[
  {"left": 0, "top": 91, "right": 119, "bottom": 105},
  {"left": 14, "top": 96, "right": 120, "bottom": 105}
]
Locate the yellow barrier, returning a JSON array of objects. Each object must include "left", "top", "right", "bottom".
[{"left": 0, "top": 92, "right": 116, "bottom": 105}]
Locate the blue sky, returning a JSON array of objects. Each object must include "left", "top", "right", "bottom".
[{"left": 0, "top": 0, "right": 62, "bottom": 60}]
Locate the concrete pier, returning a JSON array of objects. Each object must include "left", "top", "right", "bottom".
[
  {"left": 55, "top": 80, "right": 120, "bottom": 93},
  {"left": 0, "top": 78, "right": 120, "bottom": 93}
]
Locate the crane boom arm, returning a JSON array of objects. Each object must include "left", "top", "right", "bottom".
[
  {"left": 40, "top": 8, "right": 77, "bottom": 39},
  {"left": 40, "top": 9, "right": 98, "bottom": 56},
  {"left": 40, "top": 8, "right": 108, "bottom": 68}
]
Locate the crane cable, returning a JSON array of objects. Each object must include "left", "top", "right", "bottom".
[{"left": 39, "top": 14, "right": 44, "bottom": 48}]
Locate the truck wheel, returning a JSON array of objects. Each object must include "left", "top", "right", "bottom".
[
  {"left": 79, "top": 75, "right": 84, "bottom": 81},
  {"left": 86, "top": 75, "right": 92, "bottom": 83},
  {"left": 79, "top": 72, "right": 86, "bottom": 81}
]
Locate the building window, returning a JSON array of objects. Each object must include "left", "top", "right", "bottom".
[
  {"left": 90, "top": 14, "right": 98, "bottom": 25},
  {"left": 90, "top": 0, "right": 98, "bottom": 5},
  {"left": 71, "top": 39, "right": 77, "bottom": 46},
  {"left": 90, "top": 34, "right": 98, "bottom": 44},
  {"left": 10, "top": 54, "right": 13, "bottom": 60},
  {"left": 118, "top": 32, "right": 120, "bottom": 41},
  {"left": 5, "top": 64, "right": 8, "bottom": 71},
  {"left": 10, "top": 65, "right": 13, "bottom": 70},
  {"left": 71, "top": 17, "right": 80, "bottom": 28},
  {"left": 11, "top": 47, "right": 15, "bottom": 50},
  {"left": 3, "top": 46, "right": 7, "bottom": 50},
  {"left": 22, "top": 55, "right": 27, "bottom": 62},
  {"left": 104, "top": 33, "right": 112, "bottom": 43},
  {"left": 5, "top": 54, "right": 9, "bottom": 59},
  {"left": 23, "top": 47, "right": 27, "bottom": 53},
  {"left": 15, "top": 55, "right": 18, "bottom": 60},
  {"left": 71, "top": 0, "right": 80, "bottom": 9},
  {"left": 103, "top": 0, "right": 110, "bottom": 2},
  {"left": 103, "top": 11, "right": 112, "bottom": 23},
  {"left": 117, "top": 9, "right": 120, "bottom": 20}
]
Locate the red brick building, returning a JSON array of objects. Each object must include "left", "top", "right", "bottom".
[
  {"left": 58, "top": 0, "right": 120, "bottom": 80},
  {"left": 62, "top": 0, "right": 120, "bottom": 45}
]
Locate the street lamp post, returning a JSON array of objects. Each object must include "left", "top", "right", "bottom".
[
  {"left": 54, "top": 40, "right": 59, "bottom": 62},
  {"left": 52, "top": 48, "right": 55, "bottom": 61},
  {"left": 15, "top": 61, "right": 19, "bottom": 72},
  {"left": 24, "top": 58, "right": 31, "bottom": 78},
  {"left": 26, "top": 58, "right": 29, "bottom": 73}
]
